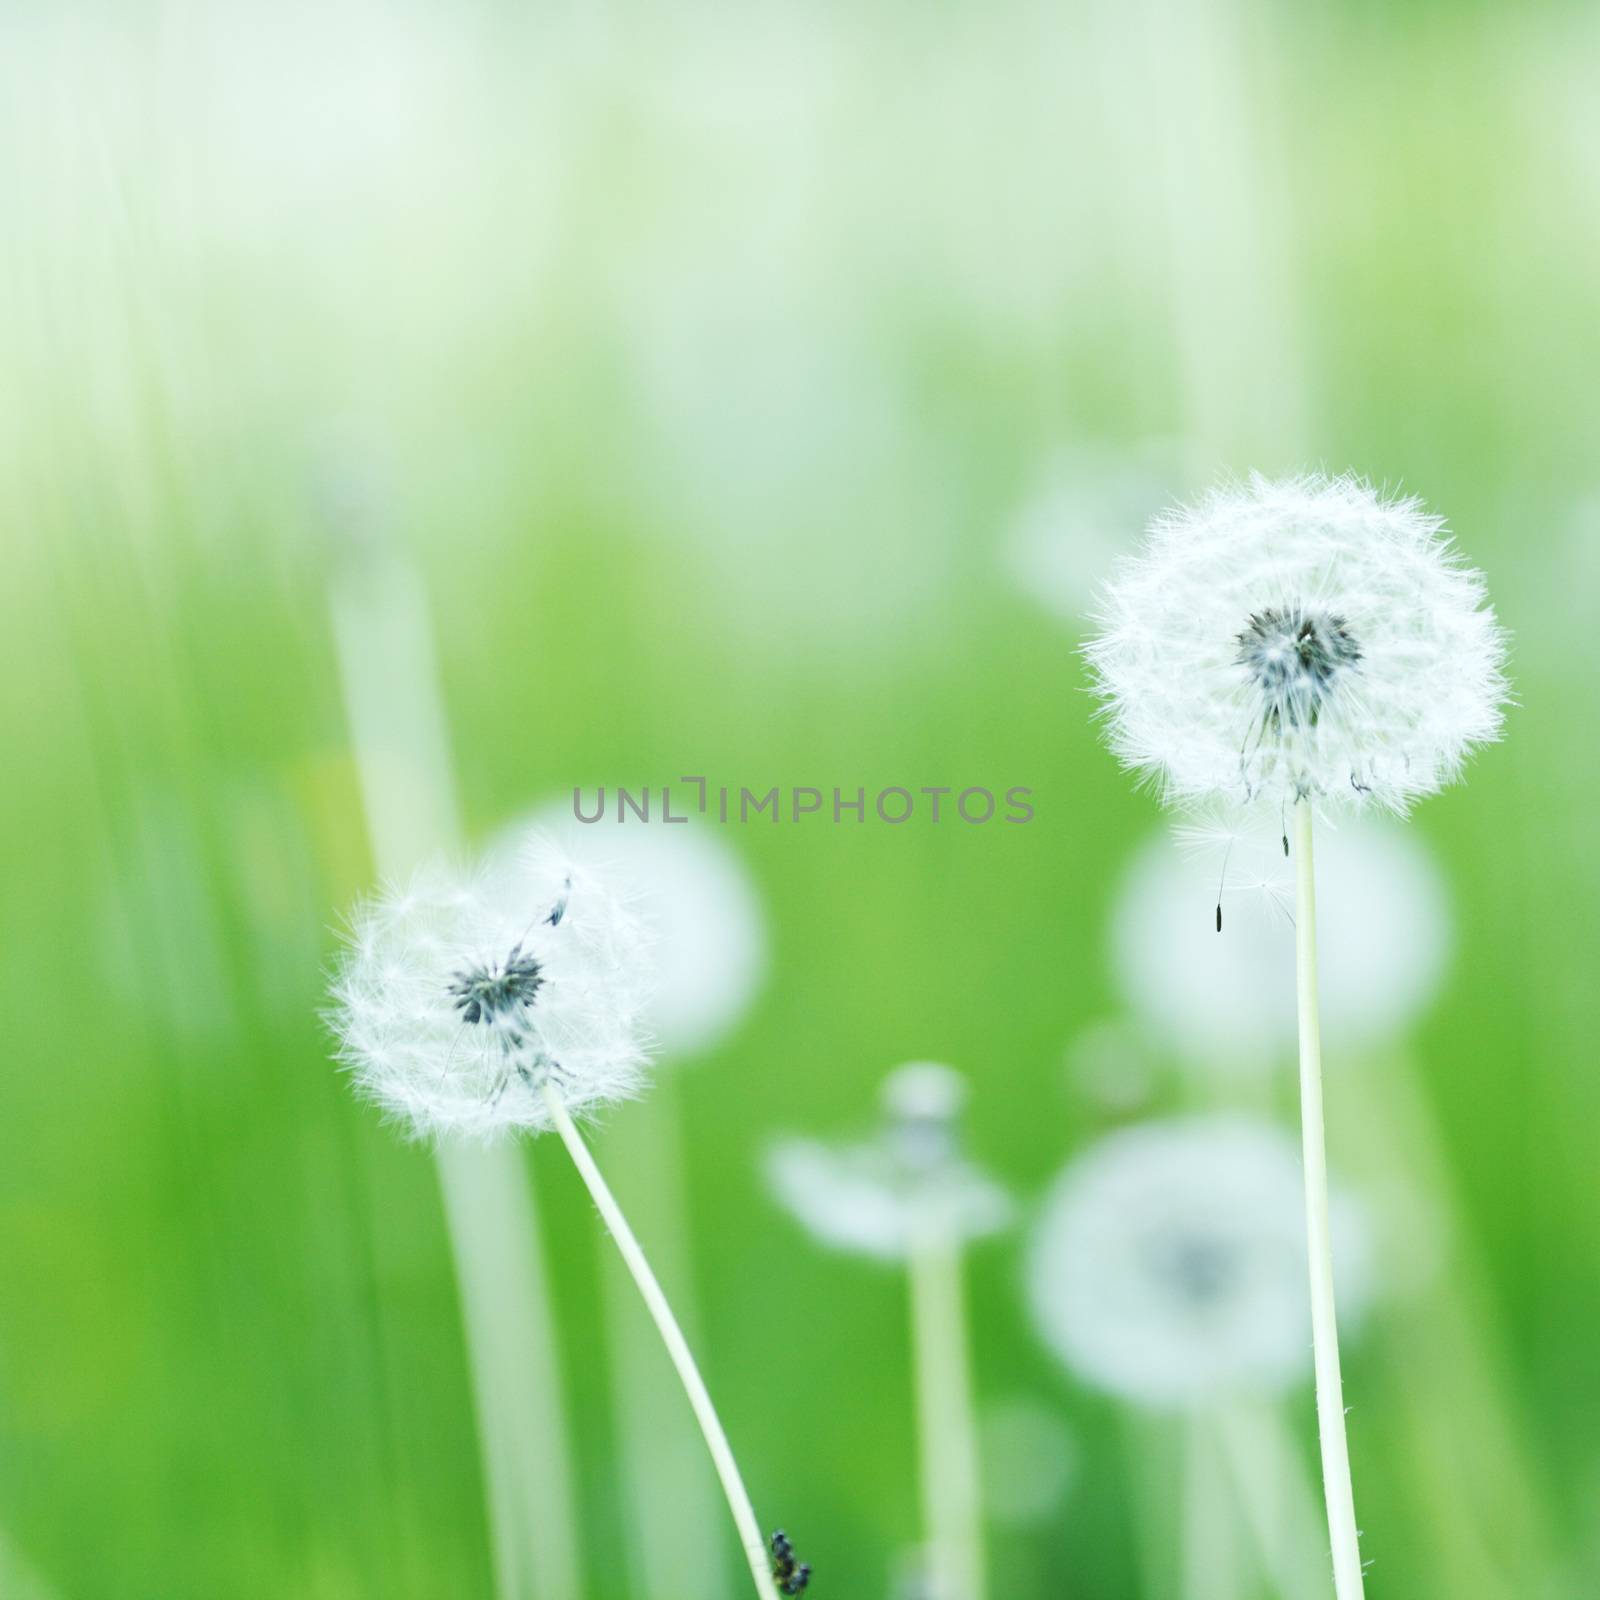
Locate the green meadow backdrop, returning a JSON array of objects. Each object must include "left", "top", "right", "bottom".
[{"left": 2, "top": 1, "right": 1598, "bottom": 1595}]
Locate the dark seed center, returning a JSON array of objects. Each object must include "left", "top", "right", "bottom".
[
  {"left": 448, "top": 945, "right": 545, "bottom": 1026},
  {"left": 1236, "top": 605, "right": 1361, "bottom": 725},
  {"left": 1153, "top": 1234, "right": 1239, "bottom": 1307}
]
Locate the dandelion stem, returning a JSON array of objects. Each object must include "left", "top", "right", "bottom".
[
  {"left": 907, "top": 1229, "right": 986, "bottom": 1600},
  {"left": 541, "top": 1082, "right": 774, "bottom": 1599},
  {"left": 1291, "top": 800, "right": 1365, "bottom": 1599},
  {"left": 600, "top": 1088, "right": 731, "bottom": 1600}
]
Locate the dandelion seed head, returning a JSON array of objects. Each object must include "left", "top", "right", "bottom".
[
  {"left": 1085, "top": 473, "right": 1508, "bottom": 813},
  {"left": 768, "top": 1063, "right": 1009, "bottom": 1261},
  {"left": 1027, "top": 1115, "right": 1372, "bottom": 1408},
  {"left": 330, "top": 839, "right": 653, "bottom": 1142}
]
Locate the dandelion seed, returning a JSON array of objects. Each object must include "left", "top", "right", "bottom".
[
  {"left": 1084, "top": 473, "right": 1508, "bottom": 814},
  {"left": 1027, "top": 1116, "right": 1372, "bottom": 1409}
]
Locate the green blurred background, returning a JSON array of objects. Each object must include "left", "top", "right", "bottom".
[{"left": 3, "top": 0, "right": 1598, "bottom": 1595}]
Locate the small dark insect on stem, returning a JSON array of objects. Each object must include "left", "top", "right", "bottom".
[{"left": 769, "top": 1530, "right": 811, "bottom": 1594}]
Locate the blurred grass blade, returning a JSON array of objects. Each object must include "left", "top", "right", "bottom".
[{"left": 330, "top": 531, "right": 585, "bottom": 1599}]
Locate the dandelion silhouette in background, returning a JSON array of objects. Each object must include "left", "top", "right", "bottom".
[
  {"left": 1029, "top": 1117, "right": 1371, "bottom": 1409},
  {"left": 332, "top": 835, "right": 802, "bottom": 1599},
  {"left": 1004, "top": 440, "right": 1180, "bottom": 626},
  {"left": 1086, "top": 473, "right": 1508, "bottom": 1599},
  {"left": 770, "top": 1064, "right": 1008, "bottom": 1600}
]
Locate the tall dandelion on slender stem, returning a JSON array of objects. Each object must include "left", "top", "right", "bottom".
[
  {"left": 769, "top": 1064, "right": 1007, "bottom": 1600},
  {"left": 1086, "top": 474, "right": 1508, "bottom": 1596},
  {"left": 329, "top": 838, "right": 800, "bottom": 1600}
]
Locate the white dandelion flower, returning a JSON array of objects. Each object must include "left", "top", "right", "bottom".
[
  {"left": 502, "top": 804, "right": 768, "bottom": 1060},
  {"left": 1085, "top": 473, "right": 1508, "bottom": 814},
  {"left": 332, "top": 837, "right": 786, "bottom": 1595},
  {"left": 1111, "top": 813, "right": 1452, "bottom": 1074},
  {"left": 768, "top": 1063, "right": 1009, "bottom": 1261},
  {"left": 1028, "top": 1116, "right": 1372, "bottom": 1409},
  {"left": 331, "top": 838, "right": 653, "bottom": 1142}
]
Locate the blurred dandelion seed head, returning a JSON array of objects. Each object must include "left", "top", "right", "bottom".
[
  {"left": 881, "top": 1059, "right": 967, "bottom": 1122},
  {"left": 768, "top": 1063, "right": 1009, "bottom": 1260},
  {"left": 504, "top": 804, "right": 768, "bottom": 1061},
  {"left": 1085, "top": 473, "right": 1509, "bottom": 814},
  {"left": 880, "top": 1059, "right": 968, "bottom": 1173},
  {"left": 329, "top": 838, "right": 653, "bottom": 1142},
  {"left": 1028, "top": 1115, "right": 1373, "bottom": 1408},
  {"left": 1112, "top": 813, "right": 1452, "bottom": 1075},
  {"left": 1003, "top": 442, "right": 1181, "bottom": 625}
]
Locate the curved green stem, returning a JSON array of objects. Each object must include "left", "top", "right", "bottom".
[{"left": 542, "top": 1083, "right": 773, "bottom": 1599}]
